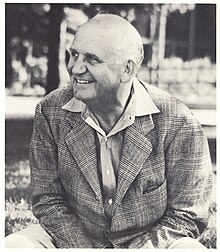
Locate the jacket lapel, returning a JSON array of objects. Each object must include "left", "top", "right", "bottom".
[
  {"left": 64, "top": 112, "right": 103, "bottom": 202},
  {"left": 114, "top": 115, "right": 154, "bottom": 209}
]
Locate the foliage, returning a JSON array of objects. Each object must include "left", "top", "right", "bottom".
[
  {"left": 200, "top": 205, "right": 217, "bottom": 248},
  {"left": 6, "top": 4, "right": 50, "bottom": 45},
  {"left": 6, "top": 3, "right": 61, "bottom": 92},
  {"left": 6, "top": 4, "right": 215, "bottom": 97},
  {"left": 200, "top": 165, "right": 217, "bottom": 248},
  {"left": 138, "top": 57, "right": 216, "bottom": 108},
  {"left": 5, "top": 199, "right": 38, "bottom": 237},
  {"left": 5, "top": 160, "right": 38, "bottom": 236}
]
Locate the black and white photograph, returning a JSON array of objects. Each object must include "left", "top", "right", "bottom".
[{"left": 4, "top": 2, "right": 217, "bottom": 249}]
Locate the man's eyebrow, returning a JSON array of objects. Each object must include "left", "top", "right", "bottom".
[
  {"left": 69, "top": 48, "right": 78, "bottom": 54},
  {"left": 84, "top": 52, "right": 102, "bottom": 62},
  {"left": 69, "top": 48, "right": 103, "bottom": 62}
]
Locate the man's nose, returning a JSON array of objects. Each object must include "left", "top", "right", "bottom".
[{"left": 70, "top": 56, "right": 87, "bottom": 75}]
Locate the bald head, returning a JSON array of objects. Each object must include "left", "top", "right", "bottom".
[
  {"left": 67, "top": 14, "right": 143, "bottom": 105},
  {"left": 79, "top": 14, "right": 144, "bottom": 71}
]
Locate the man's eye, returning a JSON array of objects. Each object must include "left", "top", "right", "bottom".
[
  {"left": 87, "top": 57, "right": 100, "bottom": 64},
  {"left": 70, "top": 51, "right": 79, "bottom": 59}
]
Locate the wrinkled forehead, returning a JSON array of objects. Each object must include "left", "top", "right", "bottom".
[
  {"left": 71, "top": 22, "right": 123, "bottom": 54},
  {"left": 78, "top": 23, "right": 114, "bottom": 40}
]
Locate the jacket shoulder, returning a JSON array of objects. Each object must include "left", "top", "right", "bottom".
[
  {"left": 39, "top": 84, "right": 73, "bottom": 108},
  {"left": 142, "top": 81, "right": 195, "bottom": 121}
]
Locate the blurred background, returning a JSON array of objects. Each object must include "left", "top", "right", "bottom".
[{"left": 5, "top": 3, "right": 216, "bottom": 248}]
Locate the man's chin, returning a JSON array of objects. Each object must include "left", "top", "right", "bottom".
[{"left": 73, "top": 90, "right": 95, "bottom": 104}]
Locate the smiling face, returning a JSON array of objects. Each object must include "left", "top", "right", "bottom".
[{"left": 67, "top": 23, "right": 127, "bottom": 106}]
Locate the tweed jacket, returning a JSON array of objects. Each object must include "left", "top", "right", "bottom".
[{"left": 30, "top": 80, "right": 213, "bottom": 248}]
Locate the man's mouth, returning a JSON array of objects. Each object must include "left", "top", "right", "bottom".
[{"left": 75, "top": 78, "right": 94, "bottom": 84}]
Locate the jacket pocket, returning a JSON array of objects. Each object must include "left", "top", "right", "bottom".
[
  {"left": 142, "top": 179, "right": 167, "bottom": 195},
  {"left": 114, "top": 179, "right": 167, "bottom": 230}
]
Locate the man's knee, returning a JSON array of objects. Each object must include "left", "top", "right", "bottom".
[
  {"left": 5, "top": 224, "right": 55, "bottom": 248},
  {"left": 5, "top": 233, "right": 36, "bottom": 248},
  {"left": 168, "top": 237, "right": 206, "bottom": 249}
]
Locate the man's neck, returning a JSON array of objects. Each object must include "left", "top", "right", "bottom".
[
  {"left": 93, "top": 111, "right": 122, "bottom": 134},
  {"left": 87, "top": 81, "right": 133, "bottom": 134}
]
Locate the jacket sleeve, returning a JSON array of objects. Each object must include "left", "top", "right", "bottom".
[
  {"left": 128, "top": 117, "right": 213, "bottom": 248},
  {"left": 30, "top": 102, "right": 93, "bottom": 248}
]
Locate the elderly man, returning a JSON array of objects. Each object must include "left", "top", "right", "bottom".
[{"left": 6, "top": 14, "right": 212, "bottom": 249}]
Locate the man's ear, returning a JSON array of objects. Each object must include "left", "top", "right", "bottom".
[{"left": 121, "top": 60, "right": 136, "bottom": 83}]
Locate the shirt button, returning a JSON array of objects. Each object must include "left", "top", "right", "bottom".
[
  {"left": 106, "top": 170, "right": 110, "bottom": 175},
  {"left": 104, "top": 229, "right": 110, "bottom": 236},
  {"left": 102, "top": 137, "right": 107, "bottom": 143},
  {"left": 108, "top": 199, "right": 113, "bottom": 205}
]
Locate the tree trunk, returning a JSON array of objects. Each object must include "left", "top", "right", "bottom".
[
  {"left": 188, "top": 9, "right": 196, "bottom": 60},
  {"left": 5, "top": 6, "right": 13, "bottom": 88},
  {"left": 46, "top": 4, "right": 63, "bottom": 95},
  {"left": 158, "top": 4, "right": 168, "bottom": 62},
  {"left": 5, "top": 42, "right": 13, "bottom": 88}
]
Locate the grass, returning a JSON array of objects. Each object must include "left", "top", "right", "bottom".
[
  {"left": 5, "top": 159, "right": 217, "bottom": 248},
  {"left": 5, "top": 159, "right": 38, "bottom": 236}
]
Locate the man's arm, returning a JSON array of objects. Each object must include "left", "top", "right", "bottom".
[
  {"left": 128, "top": 117, "right": 213, "bottom": 248},
  {"left": 30, "top": 102, "right": 93, "bottom": 248}
]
